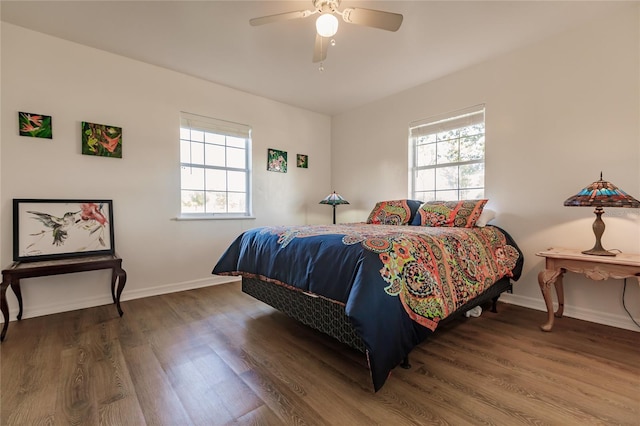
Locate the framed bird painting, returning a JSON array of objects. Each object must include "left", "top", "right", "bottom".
[{"left": 13, "top": 199, "right": 115, "bottom": 262}]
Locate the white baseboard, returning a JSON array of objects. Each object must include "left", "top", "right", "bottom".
[
  {"left": 119, "top": 275, "right": 240, "bottom": 302},
  {"left": 1, "top": 275, "right": 241, "bottom": 323},
  {"left": 500, "top": 293, "right": 640, "bottom": 332},
  {"left": 4, "top": 278, "right": 637, "bottom": 333}
]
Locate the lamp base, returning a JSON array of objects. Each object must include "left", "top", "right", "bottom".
[
  {"left": 581, "top": 247, "right": 617, "bottom": 257},
  {"left": 582, "top": 207, "right": 616, "bottom": 256}
]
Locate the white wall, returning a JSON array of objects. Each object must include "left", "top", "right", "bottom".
[
  {"left": 2, "top": 6, "right": 639, "bottom": 332},
  {"left": 332, "top": 5, "right": 640, "bottom": 330},
  {"left": 0, "top": 20, "right": 3, "bottom": 269},
  {"left": 1, "top": 23, "right": 332, "bottom": 321}
]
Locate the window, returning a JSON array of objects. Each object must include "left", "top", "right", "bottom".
[
  {"left": 180, "top": 112, "right": 252, "bottom": 217},
  {"left": 409, "top": 105, "right": 485, "bottom": 201}
]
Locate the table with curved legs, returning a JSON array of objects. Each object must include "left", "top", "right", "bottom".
[
  {"left": 1, "top": 254, "right": 126, "bottom": 341},
  {"left": 536, "top": 248, "right": 640, "bottom": 332}
]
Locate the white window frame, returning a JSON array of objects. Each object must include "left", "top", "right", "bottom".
[
  {"left": 179, "top": 112, "right": 252, "bottom": 219},
  {"left": 409, "top": 105, "right": 485, "bottom": 201}
]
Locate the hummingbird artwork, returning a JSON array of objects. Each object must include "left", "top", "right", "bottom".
[{"left": 27, "top": 210, "right": 80, "bottom": 246}]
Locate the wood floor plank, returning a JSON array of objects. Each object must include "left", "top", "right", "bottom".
[
  {"left": 239, "top": 368, "right": 325, "bottom": 426},
  {"left": 209, "top": 374, "right": 263, "bottom": 420},
  {"left": 87, "top": 320, "right": 147, "bottom": 425},
  {"left": 409, "top": 343, "right": 576, "bottom": 424},
  {"left": 210, "top": 309, "right": 351, "bottom": 424},
  {"left": 235, "top": 403, "right": 286, "bottom": 426},
  {"left": 227, "top": 307, "right": 480, "bottom": 425},
  {"left": 125, "top": 294, "right": 187, "bottom": 335},
  {"left": 450, "top": 321, "right": 639, "bottom": 402},
  {"left": 1, "top": 315, "right": 62, "bottom": 425},
  {"left": 247, "top": 313, "right": 433, "bottom": 424},
  {"left": 97, "top": 396, "right": 146, "bottom": 426},
  {"left": 55, "top": 344, "right": 99, "bottom": 425},
  {"left": 121, "top": 344, "right": 193, "bottom": 425},
  {"left": 2, "top": 282, "right": 639, "bottom": 425},
  {"left": 428, "top": 323, "right": 639, "bottom": 423},
  {"left": 163, "top": 354, "right": 236, "bottom": 425},
  {"left": 237, "top": 337, "right": 377, "bottom": 424},
  {"left": 415, "top": 309, "right": 640, "bottom": 425}
]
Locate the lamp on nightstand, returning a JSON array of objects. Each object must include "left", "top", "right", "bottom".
[
  {"left": 564, "top": 172, "right": 640, "bottom": 256},
  {"left": 319, "top": 191, "right": 349, "bottom": 224}
]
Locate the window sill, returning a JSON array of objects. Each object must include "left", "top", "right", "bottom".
[{"left": 173, "top": 214, "right": 256, "bottom": 221}]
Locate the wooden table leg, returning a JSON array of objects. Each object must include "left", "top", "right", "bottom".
[
  {"left": 110, "top": 268, "right": 117, "bottom": 304},
  {"left": 113, "top": 267, "right": 126, "bottom": 317},
  {"left": 11, "top": 279, "right": 23, "bottom": 320},
  {"left": 1, "top": 279, "right": 9, "bottom": 342},
  {"left": 554, "top": 275, "right": 564, "bottom": 319},
  {"left": 538, "top": 268, "right": 564, "bottom": 332}
]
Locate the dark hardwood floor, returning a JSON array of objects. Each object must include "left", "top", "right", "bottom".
[{"left": 1, "top": 281, "right": 638, "bottom": 425}]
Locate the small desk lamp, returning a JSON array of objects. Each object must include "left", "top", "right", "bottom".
[
  {"left": 563, "top": 173, "right": 640, "bottom": 256},
  {"left": 319, "top": 191, "right": 349, "bottom": 224}
]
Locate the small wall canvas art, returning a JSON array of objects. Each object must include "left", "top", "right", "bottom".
[
  {"left": 297, "top": 154, "right": 308, "bottom": 168},
  {"left": 268, "top": 148, "right": 287, "bottom": 173},
  {"left": 19, "top": 112, "right": 52, "bottom": 139},
  {"left": 82, "top": 121, "right": 122, "bottom": 158}
]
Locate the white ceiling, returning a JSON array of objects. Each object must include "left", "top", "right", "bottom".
[{"left": 1, "top": 1, "right": 632, "bottom": 115}]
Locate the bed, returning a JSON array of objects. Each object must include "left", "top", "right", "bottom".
[{"left": 212, "top": 199, "right": 524, "bottom": 391}]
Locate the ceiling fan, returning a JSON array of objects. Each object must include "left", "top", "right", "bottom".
[{"left": 250, "top": 0, "right": 403, "bottom": 65}]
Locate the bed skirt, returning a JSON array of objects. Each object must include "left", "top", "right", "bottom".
[{"left": 241, "top": 276, "right": 513, "bottom": 354}]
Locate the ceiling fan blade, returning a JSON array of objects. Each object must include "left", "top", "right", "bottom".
[
  {"left": 341, "top": 7, "right": 403, "bottom": 32},
  {"left": 250, "top": 10, "right": 313, "bottom": 27},
  {"left": 313, "top": 34, "right": 328, "bottom": 63}
]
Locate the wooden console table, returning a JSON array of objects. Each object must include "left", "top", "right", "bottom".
[
  {"left": 536, "top": 248, "right": 640, "bottom": 332},
  {"left": 0, "top": 254, "right": 126, "bottom": 341}
]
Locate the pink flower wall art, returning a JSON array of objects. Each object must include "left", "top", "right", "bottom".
[
  {"left": 82, "top": 121, "right": 122, "bottom": 158},
  {"left": 19, "top": 112, "right": 52, "bottom": 139},
  {"left": 267, "top": 148, "right": 287, "bottom": 173},
  {"left": 297, "top": 154, "right": 308, "bottom": 168}
]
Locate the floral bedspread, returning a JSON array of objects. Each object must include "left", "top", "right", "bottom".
[{"left": 213, "top": 223, "right": 523, "bottom": 391}]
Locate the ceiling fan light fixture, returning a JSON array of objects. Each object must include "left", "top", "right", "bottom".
[
  {"left": 316, "top": 13, "right": 338, "bottom": 37},
  {"left": 250, "top": 0, "right": 402, "bottom": 64}
]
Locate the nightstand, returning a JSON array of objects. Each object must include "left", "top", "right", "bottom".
[{"left": 536, "top": 248, "right": 640, "bottom": 332}]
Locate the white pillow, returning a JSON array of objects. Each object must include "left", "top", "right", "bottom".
[{"left": 475, "top": 209, "right": 496, "bottom": 227}]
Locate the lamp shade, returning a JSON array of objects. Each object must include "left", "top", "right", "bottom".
[
  {"left": 319, "top": 191, "right": 350, "bottom": 206},
  {"left": 319, "top": 191, "right": 349, "bottom": 224},
  {"left": 564, "top": 173, "right": 640, "bottom": 208},
  {"left": 563, "top": 173, "right": 639, "bottom": 256}
]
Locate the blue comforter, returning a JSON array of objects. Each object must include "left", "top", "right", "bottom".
[{"left": 213, "top": 223, "right": 523, "bottom": 391}]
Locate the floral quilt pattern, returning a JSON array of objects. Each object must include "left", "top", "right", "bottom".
[{"left": 269, "top": 224, "right": 519, "bottom": 330}]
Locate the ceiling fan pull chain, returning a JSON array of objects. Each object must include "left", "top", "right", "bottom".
[{"left": 318, "top": 35, "right": 326, "bottom": 71}]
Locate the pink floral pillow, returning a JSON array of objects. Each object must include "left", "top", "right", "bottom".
[
  {"left": 367, "top": 200, "right": 422, "bottom": 225},
  {"left": 413, "top": 199, "right": 488, "bottom": 228}
]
